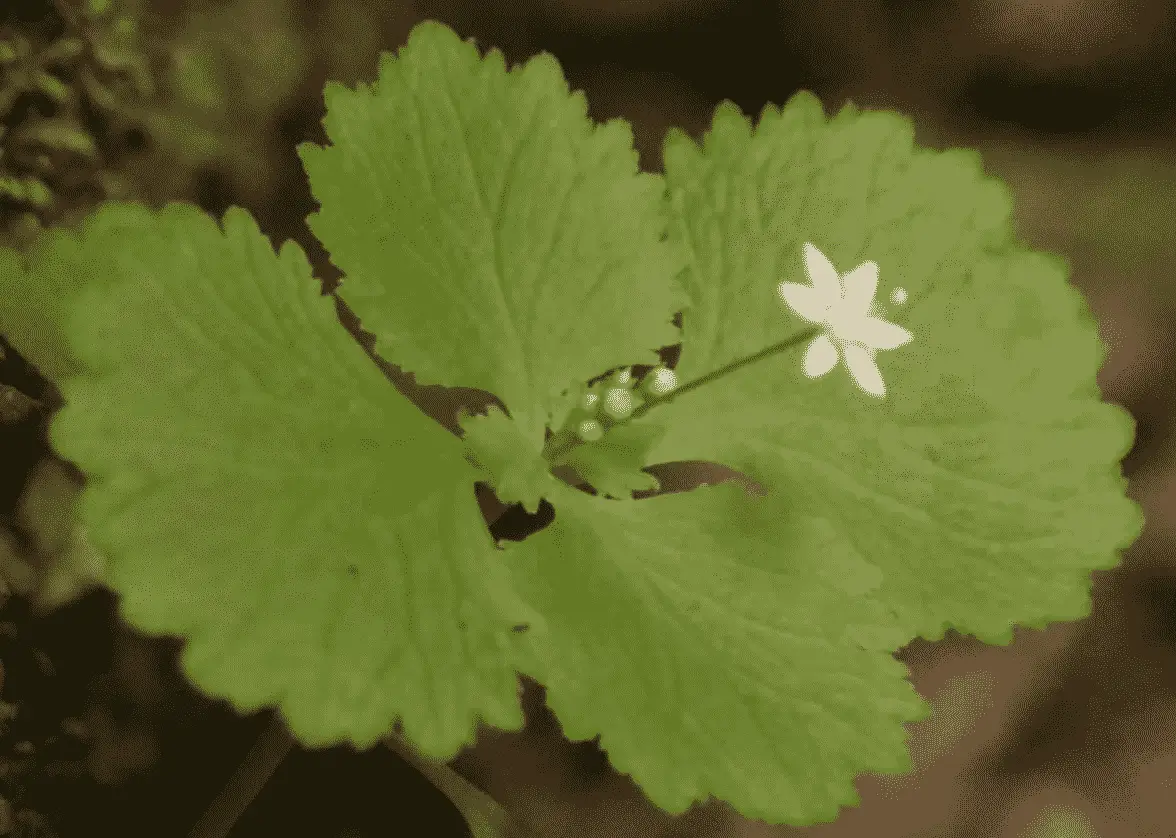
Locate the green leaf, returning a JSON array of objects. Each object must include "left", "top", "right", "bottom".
[
  {"left": 36, "top": 201, "right": 537, "bottom": 755},
  {"left": 504, "top": 480, "right": 926, "bottom": 825},
  {"left": 459, "top": 405, "right": 555, "bottom": 514},
  {"left": 298, "top": 20, "right": 686, "bottom": 446},
  {"left": 639, "top": 94, "right": 1142, "bottom": 644},
  {"left": 554, "top": 421, "right": 663, "bottom": 499}
]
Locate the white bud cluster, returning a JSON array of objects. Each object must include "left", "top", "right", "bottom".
[{"left": 559, "top": 364, "right": 678, "bottom": 445}]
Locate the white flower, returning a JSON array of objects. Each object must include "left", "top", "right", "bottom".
[{"left": 776, "top": 242, "right": 914, "bottom": 398}]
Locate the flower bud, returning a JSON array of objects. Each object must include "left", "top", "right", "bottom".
[
  {"left": 642, "top": 366, "right": 678, "bottom": 398},
  {"left": 576, "top": 419, "right": 604, "bottom": 442},
  {"left": 602, "top": 387, "right": 635, "bottom": 420}
]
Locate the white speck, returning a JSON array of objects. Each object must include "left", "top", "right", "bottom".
[{"left": 890, "top": 287, "right": 908, "bottom": 306}]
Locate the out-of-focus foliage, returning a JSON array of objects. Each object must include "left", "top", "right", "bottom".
[
  {"left": 132, "top": 0, "right": 309, "bottom": 212},
  {"left": 0, "top": 457, "right": 104, "bottom": 613},
  {"left": 0, "top": 0, "right": 318, "bottom": 252},
  {"left": 0, "top": 0, "right": 154, "bottom": 248},
  {"left": 982, "top": 144, "right": 1176, "bottom": 281}
]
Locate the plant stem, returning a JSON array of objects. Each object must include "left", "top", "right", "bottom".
[
  {"left": 187, "top": 712, "right": 295, "bottom": 838},
  {"left": 188, "top": 711, "right": 531, "bottom": 838},
  {"left": 383, "top": 732, "right": 529, "bottom": 838}
]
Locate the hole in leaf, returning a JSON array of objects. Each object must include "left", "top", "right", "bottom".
[
  {"left": 488, "top": 499, "right": 555, "bottom": 543},
  {"left": 474, "top": 481, "right": 508, "bottom": 526},
  {"left": 549, "top": 463, "right": 595, "bottom": 495},
  {"left": 567, "top": 734, "right": 611, "bottom": 784},
  {"left": 475, "top": 482, "right": 555, "bottom": 543},
  {"left": 636, "top": 460, "right": 764, "bottom": 500},
  {"left": 332, "top": 295, "right": 506, "bottom": 439}
]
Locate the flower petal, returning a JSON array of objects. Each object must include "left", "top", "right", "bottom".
[
  {"left": 803, "top": 334, "right": 839, "bottom": 378},
  {"left": 854, "top": 316, "right": 913, "bottom": 350},
  {"left": 841, "top": 260, "right": 879, "bottom": 317},
  {"left": 778, "top": 282, "right": 832, "bottom": 324},
  {"left": 842, "top": 343, "right": 886, "bottom": 397},
  {"left": 802, "top": 243, "right": 843, "bottom": 302}
]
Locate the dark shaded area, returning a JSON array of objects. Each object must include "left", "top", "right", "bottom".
[
  {"left": 953, "top": 59, "right": 1176, "bottom": 137},
  {"left": 0, "top": 343, "right": 47, "bottom": 515},
  {"left": 524, "top": 0, "right": 802, "bottom": 121},
  {"left": 0, "top": 589, "right": 273, "bottom": 838},
  {"left": 228, "top": 741, "right": 469, "bottom": 838}
]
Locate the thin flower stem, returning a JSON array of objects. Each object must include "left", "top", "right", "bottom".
[{"left": 541, "top": 326, "right": 819, "bottom": 465}]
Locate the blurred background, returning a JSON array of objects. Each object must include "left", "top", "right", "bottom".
[{"left": 2, "top": 0, "right": 1176, "bottom": 836}]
